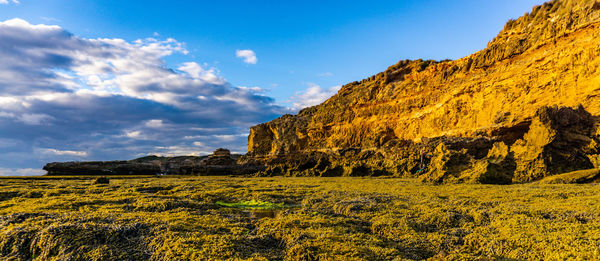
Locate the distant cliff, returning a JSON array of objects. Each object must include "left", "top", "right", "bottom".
[
  {"left": 245, "top": 0, "right": 600, "bottom": 183},
  {"left": 44, "top": 149, "right": 261, "bottom": 176}
]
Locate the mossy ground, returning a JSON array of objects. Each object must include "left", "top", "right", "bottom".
[
  {"left": 1, "top": 176, "right": 600, "bottom": 260},
  {"left": 216, "top": 199, "right": 287, "bottom": 210}
]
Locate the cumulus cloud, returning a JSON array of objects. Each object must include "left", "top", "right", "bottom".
[
  {"left": 236, "top": 49, "right": 257, "bottom": 64},
  {"left": 0, "top": 18, "right": 284, "bottom": 174},
  {"left": 290, "top": 83, "right": 341, "bottom": 110}
]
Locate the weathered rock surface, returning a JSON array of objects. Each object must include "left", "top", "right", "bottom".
[
  {"left": 511, "top": 105, "right": 596, "bottom": 182},
  {"left": 245, "top": 0, "right": 600, "bottom": 183},
  {"left": 421, "top": 142, "right": 515, "bottom": 184},
  {"left": 44, "top": 149, "right": 262, "bottom": 176}
]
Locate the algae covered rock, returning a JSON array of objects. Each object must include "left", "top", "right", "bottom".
[
  {"left": 420, "top": 144, "right": 473, "bottom": 184},
  {"left": 537, "top": 169, "right": 600, "bottom": 184},
  {"left": 93, "top": 177, "right": 110, "bottom": 185},
  {"left": 421, "top": 142, "right": 514, "bottom": 184},
  {"left": 511, "top": 106, "right": 595, "bottom": 182}
]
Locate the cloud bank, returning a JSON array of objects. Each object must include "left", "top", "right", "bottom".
[{"left": 0, "top": 18, "right": 285, "bottom": 175}]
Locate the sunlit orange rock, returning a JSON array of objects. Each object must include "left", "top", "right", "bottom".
[{"left": 247, "top": 0, "right": 600, "bottom": 183}]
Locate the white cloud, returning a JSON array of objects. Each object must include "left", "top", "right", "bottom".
[
  {"left": 0, "top": 111, "right": 15, "bottom": 118},
  {"left": 178, "top": 62, "right": 223, "bottom": 84},
  {"left": 290, "top": 83, "right": 341, "bottom": 110},
  {"left": 125, "top": 131, "right": 142, "bottom": 138},
  {"left": 147, "top": 145, "right": 207, "bottom": 157},
  {"left": 318, "top": 72, "right": 334, "bottom": 77},
  {"left": 145, "top": 119, "right": 164, "bottom": 128},
  {"left": 213, "top": 134, "right": 246, "bottom": 142},
  {"left": 39, "top": 148, "right": 88, "bottom": 157},
  {"left": 236, "top": 49, "right": 257, "bottom": 64},
  {"left": 18, "top": 113, "right": 53, "bottom": 125},
  {"left": 0, "top": 0, "right": 19, "bottom": 5}
]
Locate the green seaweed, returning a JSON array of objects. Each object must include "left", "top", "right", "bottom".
[
  {"left": 2, "top": 176, "right": 600, "bottom": 260},
  {"left": 216, "top": 199, "right": 286, "bottom": 209}
]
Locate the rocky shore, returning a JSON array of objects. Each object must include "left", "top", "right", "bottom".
[
  {"left": 43, "top": 148, "right": 263, "bottom": 176},
  {"left": 43, "top": 1, "right": 600, "bottom": 184}
]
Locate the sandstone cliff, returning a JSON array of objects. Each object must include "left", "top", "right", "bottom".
[{"left": 246, "top": 0, "right": 600, "bottom": 183}]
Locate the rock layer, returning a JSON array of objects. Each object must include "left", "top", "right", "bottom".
[{"left": 246, "top": 0, "right": 600, "bottom": 183}]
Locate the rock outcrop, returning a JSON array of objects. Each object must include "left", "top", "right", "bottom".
[
  {"left": 245, "top": 0, "right": 600, "bottom": 183},
  {"left": 511, "top": 105, "right": 596, "bottom": 182},
  {"left": 44, "top": 149, "right": 262, "bottom": 176},
  {"left": 419, "top": 106, "right": 600, "bottom": 183},
  {"left": 43, "top": 160, "right": 162, "bottom": 176}
]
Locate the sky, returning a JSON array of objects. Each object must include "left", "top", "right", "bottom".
[{"left": 0, "top": 0, "right": 545, "bottom": 175}]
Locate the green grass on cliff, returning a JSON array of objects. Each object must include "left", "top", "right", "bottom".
[{"left": 1, "top": 176, "right": 600, "bottom": 260}]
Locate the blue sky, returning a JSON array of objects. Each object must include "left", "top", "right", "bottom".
[{"left": 0, "top": 0, "right": 545, "bottom": 175}]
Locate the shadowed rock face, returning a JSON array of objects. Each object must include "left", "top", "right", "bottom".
[
  {"left": 511, "top": 105, "right": 596, "bottom": 182},
  {"left": 43, "top": 161, "right": 162, "bottom": 176},
  {"left": 421, "top": 106, "right": 599, "bottom": 184},
  {"left": 244, "top": 0, "right": 600, "bottom": 183},
  {"left": 420, "top": 142, "right": 515, "bottom": 185}
]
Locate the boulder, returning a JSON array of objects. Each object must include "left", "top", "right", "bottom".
[
  {"left": 93, "top": 177, "right": 110, "bottom": 185},
  {"left": 203, "top": 148, "right": 237, "bottom": 166},
  {"left": 212, "top": 148, "right": 231, "bottom": 157}
]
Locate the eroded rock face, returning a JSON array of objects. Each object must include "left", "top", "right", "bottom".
[
  {"left": 419, "top": 106, "right": 599, "bottom": 184},
  {"left": 246, "top": 0, "right": 600, "bottom": 183},
  {"left": 511, "top": 106, "right": 596, "bottom": 182},
  {"left": 241, "top": 136, "right": 502, "bottom": 178},
  {"left": 421, "top": 142, "right": 515, "bottom": 184}
]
